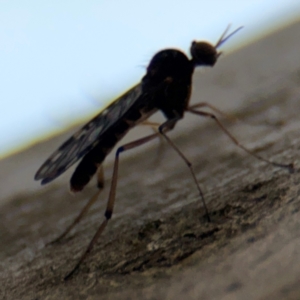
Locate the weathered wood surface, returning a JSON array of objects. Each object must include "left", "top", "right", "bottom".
[{"left": 1, "top": 20, "right": 300, "bottom": 300}]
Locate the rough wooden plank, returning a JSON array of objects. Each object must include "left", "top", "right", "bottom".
[{"left": 1, "top": 20, "right": 300, "bottom": 300}]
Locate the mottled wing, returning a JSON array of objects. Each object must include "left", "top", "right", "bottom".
[{"left": 35, "top": 84, "right": 142, "bottom": 184}]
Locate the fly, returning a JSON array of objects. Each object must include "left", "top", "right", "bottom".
[{"left": 34, "top": 25, "right": 293, "bottom": 279}]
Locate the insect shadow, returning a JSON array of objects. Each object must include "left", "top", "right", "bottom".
[{"left": 35, "top": 25, "right": 294, "bottom": 280}]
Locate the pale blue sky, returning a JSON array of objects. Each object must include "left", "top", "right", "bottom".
[{"left": 0, "top": 1, "right": 299, "bottom": 158}]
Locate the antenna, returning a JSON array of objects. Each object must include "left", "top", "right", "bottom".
[{"left": 215, "top": 24, "right": 244, "bottom": 49}]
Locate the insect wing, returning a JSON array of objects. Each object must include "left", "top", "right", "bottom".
[{"left": 35, "top": 84, "right": 142, "bottom": 184}]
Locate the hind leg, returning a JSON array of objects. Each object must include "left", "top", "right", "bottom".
[{"left": 47, "top": 165, "right": 105, "bottom": 245}]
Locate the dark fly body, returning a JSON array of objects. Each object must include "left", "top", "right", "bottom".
[{"left": 35, "top": 26, "right": 293, "bottom": 279}]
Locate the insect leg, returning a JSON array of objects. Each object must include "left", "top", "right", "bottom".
[
  {"left": 96, "top": 163, "right": 105, "bottom": 187},
  {"left": 189, "top": 102, "right": 273, "bottom": 127},
  {"left": 158, "top": 118, "right": 210, "bottom": 221},
  {"left": 64, "top": 132, "right": 160, "bottom": 280},
  {"left": 189, "top": 102, "right": 237, "bottom": 122},
  {"left": 140, "top": 120, "right": 160, "bottom": 130},
  {"left": 187, "top": 108, "right": 294, "bottom": 171},
  {"left": 140, "top": 120, "right": 166, "bottom": 161},
  {"left": 47, "top": 166, "right": 105, "bottom": 245}
]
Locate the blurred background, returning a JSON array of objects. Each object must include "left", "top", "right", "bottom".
[{"left": 0, "top": 0, "right": 299, "bottom": 158}]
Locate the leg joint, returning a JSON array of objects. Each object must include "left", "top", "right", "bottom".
[
  {"left": 116, "top": 146, "right": 124, "bottom": 156},
  {"left": 105, "top": 210, "right": 112, "bottom": 220},
  {"left": 97, "top": 181, "right": 104, "bottom": 189}
]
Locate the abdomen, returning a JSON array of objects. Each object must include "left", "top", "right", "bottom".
[{"left": 70, "top": 105, "right": 157, "bottom": 192}]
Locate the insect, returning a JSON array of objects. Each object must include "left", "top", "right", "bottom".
[{"left": 35, "top": 25, "right": 293, "bottom": 279}]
